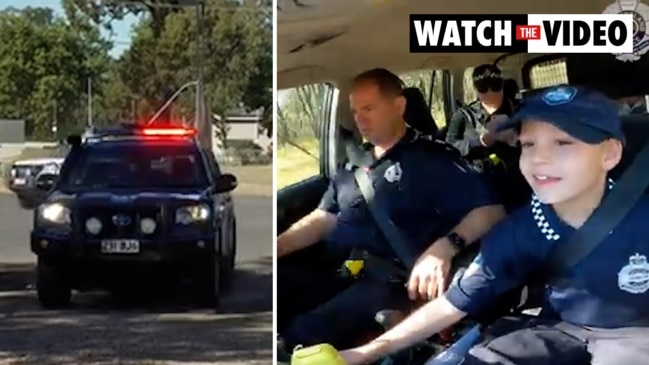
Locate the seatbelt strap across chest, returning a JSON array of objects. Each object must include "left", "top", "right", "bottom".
[
  {"left": 544, "top": 137, "right": 649, "bottom": 282},
  {"left": 353, "top": 166, "right": 417, "bottom": 269},
  {"left": 343, "top": 134, "right": 418, "bottom": 269}
]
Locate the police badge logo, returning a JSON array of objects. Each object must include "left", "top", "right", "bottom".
[
  {"left": 384, "top": 162, "right": 402, "bottom": 183},
  {"left": 602, "top": 0, "right": 649, "bottom": 62},
  {"left": 542, "top": 86, "right": 578, "bottom": 106},
  {"left": 617, "top": 253, "right": 649, "bottom": 294}
]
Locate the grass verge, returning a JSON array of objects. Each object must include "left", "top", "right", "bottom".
[{"left": 276, "top": 138, "right": 319, "bottom": 190}]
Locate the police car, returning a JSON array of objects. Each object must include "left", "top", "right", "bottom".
[{"left": 31, "top": 124, "right": 238, "bottom": 309}]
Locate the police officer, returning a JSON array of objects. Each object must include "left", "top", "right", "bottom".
[
  {"left": 618, "top": 95, "right": 647, "bottom": 115},
  {"left": 445, "top": 64, "right": 529, "bottom": 212},
  {"left": 338, "top": 85, "right": 649, "bottom": 365},
  {"left": 276, "top": 68, "right": 505, "bottom": 352}
]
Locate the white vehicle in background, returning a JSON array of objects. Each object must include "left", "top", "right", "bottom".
[
  {"left": 7, "top": 128, "right": 93, "bottom": 209},
  {"left": 9, "top": 157, "right": 65, "bottom": 209}
]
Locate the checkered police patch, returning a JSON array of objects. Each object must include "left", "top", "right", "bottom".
[{"left": 530, "top": 178, "right": 615, "bottom": 241}]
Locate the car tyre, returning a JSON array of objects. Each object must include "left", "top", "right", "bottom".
[
  {"left": 36, "top": 257, "right": 72, "bottom": 309},
  {"left": 220, "top": 219, "right": 236, "bottom": 290}
]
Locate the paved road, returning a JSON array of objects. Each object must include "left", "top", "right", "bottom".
[{"left": 0, "top": 193, "right": 273, "bottom": 365}]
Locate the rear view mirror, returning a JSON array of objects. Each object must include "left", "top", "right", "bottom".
[
  {"left": 66, "top": 135, "right": 82, "bottom": 146},
  {"left": 213, "top": 173, "right": 237, "bottom": 193}
]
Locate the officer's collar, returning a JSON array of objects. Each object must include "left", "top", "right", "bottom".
[
  {"left": 482, "top": 100, "right": 511, "bottom": 116},
  {"left": 361, "top": 127, "right": 418, "bottom": 151},
  {"left": 530, "top": 178, "right": 615, "bottom": 242}
]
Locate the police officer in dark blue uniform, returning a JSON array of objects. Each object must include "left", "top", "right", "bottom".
[
  {"left": 276, "top": 68, "right": 506, "bottom": 353},
  {"left": 617, "top": 95, "right": 647, "bottom": 115},
  {"left": 445, "top": 64, "right": 530, "bottom": 212},
  {"left": 338, "top": 85, "right": 649, "bottom": 365}
]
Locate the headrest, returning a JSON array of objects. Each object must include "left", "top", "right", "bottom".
[
  {"left": 503, "top": 79, "right": 519, "bottom": 101},
  {"left": 402, "top": 87, "right": 437, "bottom": 136}
]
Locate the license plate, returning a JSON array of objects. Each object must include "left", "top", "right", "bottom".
[
  {"left": 13, "top": 178, "right": 26, "bottom": 185},
  {"left": 101, "top": 239, "right": 140, "bottom": 254}
]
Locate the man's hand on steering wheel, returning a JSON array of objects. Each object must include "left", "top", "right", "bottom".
[{"left": 407, "top": 238, "right": 456, "bottom": 301}]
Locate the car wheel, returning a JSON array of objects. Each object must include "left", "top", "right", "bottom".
[
  {"left": 220, "top": 219, "right": 236, "bottom": 290},
  {"left": 36, "top": 257, "right": 71, "bottom": 309},
  {"left": 229, "top": 219, "right": 237, "bottom": 270},
  {"left": 196, "top": 255, "right": 221, "bottom": 309}
]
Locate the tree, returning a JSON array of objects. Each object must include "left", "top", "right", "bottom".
[
  {"left": 64, "top": 0, "right": 179, "bottom": 38},
  {"left": 112, "top": 0, "right": 271, "bottom": 143},
  {"left": 242, "top": 24, "right": 271, "bottom": 136},
  {"left": 0, "top": 0, "right": 272, "bottom": 142},
  {"left": 0, "top": 6, "right": 111, "bottom": 139}
]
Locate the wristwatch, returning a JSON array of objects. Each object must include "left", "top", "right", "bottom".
[{"left": 446, "top": 232, "right": 467, "bottom": 252}]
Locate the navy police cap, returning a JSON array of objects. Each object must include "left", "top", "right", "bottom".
[{"left": 498, "top": 85, "right": 626, "bottom": 145}]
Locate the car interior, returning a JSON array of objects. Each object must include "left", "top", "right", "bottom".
[{"left": 277, "top": 0, "right": 649, "bottom": 362}]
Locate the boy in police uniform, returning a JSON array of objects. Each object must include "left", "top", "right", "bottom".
[{"left": 336, "top": 85, "right": 649, "bottom": 365}]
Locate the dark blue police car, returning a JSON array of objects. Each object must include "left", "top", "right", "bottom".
[{"left": 30, "top": 124, "right": 238, "bottom": 309}]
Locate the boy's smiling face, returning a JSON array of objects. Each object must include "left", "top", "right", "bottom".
[{"left": 518, "top": 120, "right": 623, "bottom": 205}]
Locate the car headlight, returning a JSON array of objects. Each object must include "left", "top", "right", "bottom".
[
  {"left": 40, "top": 163, "right": 59, "bottom": 175},
  {"left": 85, "top": 217, "right": 102, "bottom": 235},
  {"left": 39, "top": 203, "right": 71, "bottom": 225},
  {"left": 175, "top": 204, "right": 211, "bottom": 225},
  {"left": 140, "top": 217, "right": 157, "bottom": 234}
]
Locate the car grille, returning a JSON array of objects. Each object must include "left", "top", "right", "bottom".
[
  {"left": 13, "top": 165, "right": 44, "bottom": 178},
  {"left": 79, "top": 206, "right": 162, "bottom": 239}
]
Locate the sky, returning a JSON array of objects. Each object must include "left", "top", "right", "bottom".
[{"left": 0, "top": 0, "right": 139, "bottom": 58}]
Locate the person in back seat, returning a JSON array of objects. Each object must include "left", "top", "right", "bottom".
[
  {"left": 445, "top": 64, "right": 530, "bottom": 212},
  {"left": 617, "top": 95, "right": 647, "bottom": 115},
  {"left": 276, "top": 68, "right": 506, "bottom": 353},
  {"left": 337, "top": 85, "right": 649, "bottom": 365}
]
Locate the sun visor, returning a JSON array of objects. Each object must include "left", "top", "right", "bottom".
[{"left": 566, "top": 53, "right": 649, "bottom": 99}]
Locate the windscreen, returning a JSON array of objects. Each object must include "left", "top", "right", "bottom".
[{"left": 60, "top": 142, "right": 208, "bottom": 189}]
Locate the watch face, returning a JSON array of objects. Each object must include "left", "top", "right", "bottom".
[{"left": 448, "top": 232, "right": 466, "bottom": 249}]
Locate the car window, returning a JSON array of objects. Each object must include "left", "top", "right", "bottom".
[
  {"left": 60, "top": 143, "right": 208, "bottom": 189},
  {"left": 528, "top": 58, "right": 569, "bottom": 89},
  {"left": 399, "top": 69, "right": 447, "bottom": 128},
  {"left": 277, "top": 83, "right": 331, "bottom": 189}
]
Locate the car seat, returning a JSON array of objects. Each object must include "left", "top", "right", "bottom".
[
  {"left": 172, "top": 157, "right": 196, "bottom": 184},
  {"left": 402, "top": 87, "right": 438, "bottom": 137},
  {"left": 503, "top": 78, "right": 519, "bottom": 104}
]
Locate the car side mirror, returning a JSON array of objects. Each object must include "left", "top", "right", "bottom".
[
  {"left": 213, "top": 173, "right": 237, "bottom": 193},
  {"left": 36, "top": 174, "right": 57, "bottom": 191}
]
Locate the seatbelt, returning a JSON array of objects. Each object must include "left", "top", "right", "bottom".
[
  {"left": 544, "top": 138, "right": 649, "bottom": 282},
  {"left": 459, "top": 108, "right": 477, "bottom": 130},
  {"left": 341, "top": 130, "right": 418, "bottom": 269},
  {"left": 353, "top": 167, "right": 417, "bottom": 269}
]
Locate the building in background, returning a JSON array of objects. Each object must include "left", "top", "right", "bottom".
[
  {"left": 0, "top": 119, "right": 26, "bottom": 143},
  {"left": 212, "top": 108, "right": 270, "bottom": 150}
]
